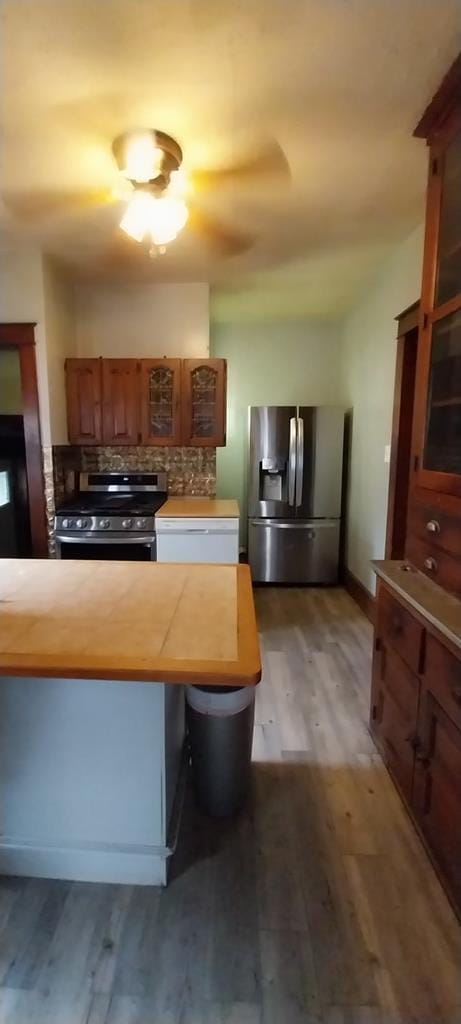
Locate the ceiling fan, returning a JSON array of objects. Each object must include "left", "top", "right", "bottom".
[
  {"left": 112, "top": 129, "right": 192, "bottom": 255},
  {"left": 2, "top": 128, "right": 290, "bottom": 258}
]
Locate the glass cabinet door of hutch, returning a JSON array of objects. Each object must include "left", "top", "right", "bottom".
[
  {"left": 435, "top": 128, "right": 461, "bottom": 308},
  {"left": 414, "top": 74, "right": 461, "bottom": 495},
  {"left": 424, "top": 307, "right": 461, "bottom": 474}
]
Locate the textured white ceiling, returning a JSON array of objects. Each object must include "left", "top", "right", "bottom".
[{"left": 1, "top": 0, "right": 460, "bottom": 314}]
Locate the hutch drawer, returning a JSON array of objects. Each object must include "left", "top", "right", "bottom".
[
  {"left": 408, "top": 498, "right": 461, "bottom": 560},
  {"left": 406, "top": 534, "right": 461, "bottom": 598}
]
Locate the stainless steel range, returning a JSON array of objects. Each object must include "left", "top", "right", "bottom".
[{"left": 54, "top": 471, "right": 167, "bottom": 560}]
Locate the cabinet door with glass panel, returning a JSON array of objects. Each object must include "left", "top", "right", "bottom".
[
  {"left": 414, "top": 113, "right": 461, "bottom": 496},
  {"left": 140, "top": 359, "right": 182, "bottom": 446},
  {"left": 181, "top": 359, "right": 227, "bottom": 446}
]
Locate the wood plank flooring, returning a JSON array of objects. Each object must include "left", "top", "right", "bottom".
[{"left": 0, "top": 586, "right": 460, "bottom": 1024}]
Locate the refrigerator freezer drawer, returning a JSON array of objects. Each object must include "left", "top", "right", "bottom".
[{"left": 248, "top": 518, "right": 340, "bottom": 584}]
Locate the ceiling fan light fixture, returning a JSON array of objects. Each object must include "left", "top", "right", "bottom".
[
  {"left": 149, "top": 196, "right": 188, "bottom": 245},
  {"left": 120, "top": 191, "right": 188, "bottom": 247},
  {"left": 113, "top": 130, "right": 183, "bottom": 187},
  {"left": 119, "top": 190, "right": 153, "bottom": 242},
  {"left": 120, "top": 133, "right": 163, "bottom": 183}
]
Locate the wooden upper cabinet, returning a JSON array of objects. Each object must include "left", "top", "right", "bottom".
[
  {"left": 66, "top": 356, "right": 227, "bottom": 447},
  {"left": 412, "top": 56, "right": 461, "bottom": 497},
  {"left": 102, "top": 359, "right": 139, "bottom": 445},
  {"left": 140, "top": 359, "right": 182, "bottom": 446},
  {"left": 181, "top": 358, "right": 227, "bottom": 447},
  {"left": 66, "top": 358, "right": 102, "bottom": 445}
]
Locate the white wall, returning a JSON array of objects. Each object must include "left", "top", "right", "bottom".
[
  {"left": 341, "top": 223, "right": 424, "bottom": 594},
  {"left": 0, "top": 251, "right": 52, "bottom": 445},
  {"left": 74, "top": 282, "right": 209, "bottom": 359},
  {"left": 211, "top": 319, "right": 342, "bottom": 529}
]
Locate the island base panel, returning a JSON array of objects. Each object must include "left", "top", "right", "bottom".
[{"left": 0, "top": 676, "right": 185, "bottom": 886}]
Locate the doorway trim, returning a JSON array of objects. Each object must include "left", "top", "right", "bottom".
[
  {"left": 385, "top": 301, "right": 420, "bottom": 560},
  {"left": 0, "top": 323, "right": 47, "bottom": 556}
]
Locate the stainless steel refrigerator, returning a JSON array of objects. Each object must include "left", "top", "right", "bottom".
[{"left": 247, "top": 406, "right": 345, "bottom": 583}]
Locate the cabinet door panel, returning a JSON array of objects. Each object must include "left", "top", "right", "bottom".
[
  {"left": 370, "top": 641, "right": 420, "bottom": 802},
  {"left": 66, "top": 359, "right": 102, "bottom": 445},
  {"left": 140, "top": 359, "right": 181, "bottom": 446},
  {"left": 376, "top": 586, "right": 424, "bottom": 675},
  {"left": 413, "top": 692, "right": 461, "bottom": 907},
  {"left": 182, "top": 359, "right": 226, "bottom": 446},
  {"left": 102, "top": 360, "right": 139, "bottom": 445},
  {"left": 424, "top": 634, "right": 461, "bottom": 732}
]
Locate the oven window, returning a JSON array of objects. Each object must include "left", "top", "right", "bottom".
[{"left": 59, "top": 542, "right": 153, "bottom": 561}]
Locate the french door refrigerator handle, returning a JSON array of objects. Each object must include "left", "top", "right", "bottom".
[
  {"left": 295, "top": 415, "right": 304, "bottom": 507},
  {"left": 288, "top": 417, "right": 297, "bottom": 506}
]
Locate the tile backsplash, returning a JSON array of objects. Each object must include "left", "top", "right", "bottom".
[{"left": 45, "top": 445, "right": 216, "bottom": 554}]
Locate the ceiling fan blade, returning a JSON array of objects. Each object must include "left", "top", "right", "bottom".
[
  {"left": 188, "top": 206, "right": 255, "bottom": 256},
  {"left": 1, "top": 187, "right": 116, "bottom": 221},
  {"left": 190, "top": 139, "right": 290, "bottom": 192}
]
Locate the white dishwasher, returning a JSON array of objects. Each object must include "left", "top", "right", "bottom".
[{"left": 156, "top": 517, "right": 239, "bottom": 564}]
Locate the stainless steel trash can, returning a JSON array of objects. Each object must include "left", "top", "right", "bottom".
[{"left": 186, "top": 685, "right": 256, "bottom": 817}]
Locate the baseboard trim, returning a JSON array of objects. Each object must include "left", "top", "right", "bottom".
[
  {"left": 343, "top": 567, "right": 375, "bottom": 623},
  {"left": 0, "top": 837, "right": 170, "bottom": 886}
]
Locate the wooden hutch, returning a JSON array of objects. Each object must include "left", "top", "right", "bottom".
[{"left": 370, "top": 55, "right": 461, "bottom": 916}]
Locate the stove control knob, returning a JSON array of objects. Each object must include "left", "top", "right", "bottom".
[
  {"left": 122, "top": 518, "right": 133, "bottom": 530},
  {"left": 76, "top": 518, "right": 88, "bottom": 530},
  {"left": 62, "top": 518, "right": 74, "bottom": 529},
  {"left": 99, "top": 518, "right": 111, "bottom": 530},
  {"left": 135, "top": 518, "right": 147, "bottom": 530}
]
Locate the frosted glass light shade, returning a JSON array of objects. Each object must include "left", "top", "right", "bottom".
[{"left": 120, "top": 192, "right": 188, "bottom": 246}]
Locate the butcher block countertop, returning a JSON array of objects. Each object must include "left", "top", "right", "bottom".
[
  {"left": 0, "top": 559, "right": 260, "bottom": 685},
  {"left": 156, "top": 498, "right": 239, "bottom": 518}
]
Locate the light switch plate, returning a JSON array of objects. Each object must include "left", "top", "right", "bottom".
[{"left": 384, "top": 444, "right": 391, "bottom": 464}]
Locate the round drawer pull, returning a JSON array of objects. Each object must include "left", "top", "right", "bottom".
[
  {"left": 426, "top": 519, "right": 440, "bottom": 534},
  {"left": 423, "top": 557, "right": 438, "bottom": 573}
]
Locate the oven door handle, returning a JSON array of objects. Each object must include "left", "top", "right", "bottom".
[{"left": 55, "top": 534, "right": 156, "bottom": 544}]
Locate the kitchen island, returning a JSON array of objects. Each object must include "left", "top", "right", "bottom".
[{"left": 0, "top": 559, "right": 260, "bottom": 885}]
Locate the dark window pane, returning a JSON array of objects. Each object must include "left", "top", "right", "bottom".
[{"left": 424, "top": 308, "right": 461, "bottom": 473}]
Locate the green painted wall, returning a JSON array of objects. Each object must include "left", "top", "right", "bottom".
[
  {"left": 341, "top": 223, "right": 424, "bottom": 594},
  {"left": 0, "top": 348, "right": 22, "bottom": 415},
  {"left": 210, "top": 319, "right": 342, "bottom": 539}
]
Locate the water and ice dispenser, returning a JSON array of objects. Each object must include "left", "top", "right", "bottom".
[{"left": 259, "top": 457, "right": 287, "bottom": 502}]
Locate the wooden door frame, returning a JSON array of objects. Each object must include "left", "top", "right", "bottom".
[
  {"left": 0, "top": 323, "right": 48, "bottom": 556},
  {"left": 385, "top": 301, "right": 420, "bottom": 559}
]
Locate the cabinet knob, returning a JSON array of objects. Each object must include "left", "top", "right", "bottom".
[
  {"left": 415, "top": 749, "right": 430, "bottom": 768},
  {"left": 426, "top": 519, "right": 440, "bottom": 534},
  {"left": 405, "top": 732, "right": 421, "bottom": 751},
  {"left": 423, "top": 557, "right": 438, "bottom": 573}
]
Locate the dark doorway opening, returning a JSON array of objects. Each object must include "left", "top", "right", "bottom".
[
  {"left": 0, "top": 415, "right": 31, "bottom": 556},
  {"left": 0, "top": 325, "right": 47, "bottom": 556},
  {"left": 385, "top": 302, "right": 420, "bottom": 559}
]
